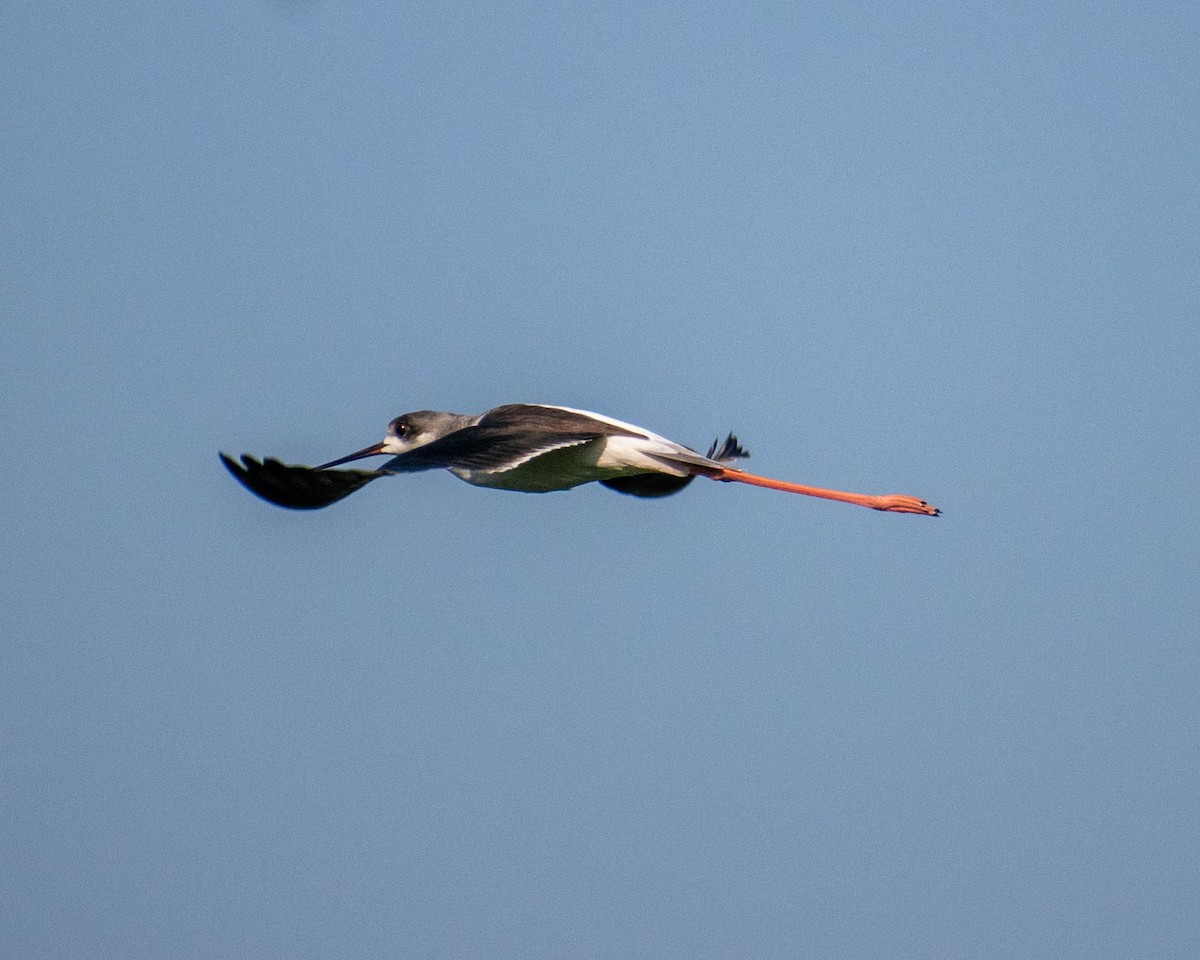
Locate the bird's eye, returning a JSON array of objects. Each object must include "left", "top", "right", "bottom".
[{"left": 390, "top": 418, "right": 409, "bottom": 437}]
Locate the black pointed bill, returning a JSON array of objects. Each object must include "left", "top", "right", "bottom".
[{"left": 316, "top": 441, "right": 388, "bottom": 470}]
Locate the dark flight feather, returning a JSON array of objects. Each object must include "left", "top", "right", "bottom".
[{"left": 219, "top": 454, "right": 382, "bottom": 510}]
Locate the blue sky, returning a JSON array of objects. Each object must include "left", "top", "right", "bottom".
[{"left": 3, "top": 2, "right": 1198, "bottom": 957}]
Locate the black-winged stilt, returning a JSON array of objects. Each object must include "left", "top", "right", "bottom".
[{"left": 220, "top": 403, "right": 939, "bottom": 515}]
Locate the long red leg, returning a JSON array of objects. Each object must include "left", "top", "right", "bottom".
[{"left": 713, "top": 468, "right": 940, "bottom": 516}]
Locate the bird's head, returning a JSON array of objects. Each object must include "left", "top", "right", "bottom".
[
  {"left": 316, "top": 410, "right": 465, "bottom": 469},
  {"left": 380, "top": 411, "right": 465, "bottom": 455}
]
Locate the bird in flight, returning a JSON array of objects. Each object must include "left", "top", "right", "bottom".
[{"left": 220, "top": 403, "right": 939, "bottom": 515}]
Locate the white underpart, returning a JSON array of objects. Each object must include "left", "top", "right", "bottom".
[{"left": 454, "top": 405, "right": 717, "bottom": 493}]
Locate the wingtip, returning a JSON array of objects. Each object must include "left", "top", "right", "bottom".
[{"left": 220, "top": 450, "right": 384, "bottom": 509}]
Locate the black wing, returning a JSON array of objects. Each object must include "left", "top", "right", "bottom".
[
  {"left": 380, "top": 405, "right": 638, "bottom": 473},
  {"left": 220, "top": 454, "right": 383, "bottom": 510},
  {"left": 394, "top": 429, "right": 601, "bottom": 472},
  {"left": 599, "top": 473, "right": 698, "bottom": 498}
]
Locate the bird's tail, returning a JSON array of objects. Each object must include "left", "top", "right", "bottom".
[
  {"left": 600, "top": 432, "right": 748, "bottom": 498},
  {"left": 705, "top": 434, "right": 750, "bottom": 463}
]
